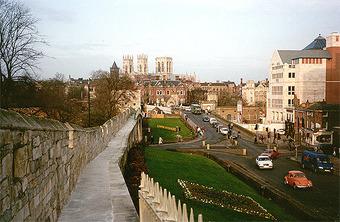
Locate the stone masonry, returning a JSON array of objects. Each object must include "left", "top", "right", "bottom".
[{"left": 0, "top": 108, "right": 137, "bottom": 221}]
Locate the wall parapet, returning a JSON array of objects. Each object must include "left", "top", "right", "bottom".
[
  {"left": 0, "top": 108, "right": 134, "bottom": 221},
  {"left": 139, "top": 172, "right": 203, "bottom": 222}
]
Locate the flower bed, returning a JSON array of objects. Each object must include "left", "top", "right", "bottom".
[{"left": 178, "top": 179, "right": 276, "bottom": 220}]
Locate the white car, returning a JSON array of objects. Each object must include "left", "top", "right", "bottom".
[
  {"left": 220, "top": 128, "right": 229, "bottom": 135},
  {"left": 277, "top": 129, "right": 285, "bottom": 135},
  {"left": 256, "top": 156, "right": 273, "bottom": 169},
  {"left": 209, "top": 118, "right": 217, "bottom": 124}
]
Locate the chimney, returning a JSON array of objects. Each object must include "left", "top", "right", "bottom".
[
  {"left": 266, "top": 78, "right": 268, "bottom": 84},
  {"left": 240, "top": 78, "right": 243, "bottom": 85}
]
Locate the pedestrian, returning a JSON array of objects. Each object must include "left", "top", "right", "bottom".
[
  {"left": 333, "top": 147, "right": 337, "bottom": 157},
  {"left": 254, "top": 135, "right": 257, "bottom": 144},
  {"left": 202, "top": 126, "right": 205, "bottom": 133},
  {"left": 147, "top": 127, "right": 151, "bottom": 134},
  {"left": 151, "top": 136, "right": 154, "bottom": 144},
  {"left": 159, "top": 136, "right": 163, "bottom": 144}
]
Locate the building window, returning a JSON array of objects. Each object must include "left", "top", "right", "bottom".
[
  {"left": 288, "top": 86, "right": 295, "bottom": 95},
  {"left": 288, "top": 99, "right": 293, "bottom": 106},
  {"left": 158, "top": 62, "right": 161, "bottom": 72},
  {"left": 156, "top": 90, "right": 159, "bottom": 95},
  {"left": 288, "top": 72, "right": 295, "bottom": 78},
  {"left": 167, "top": 90, "right": 170, "bottom": 95},
  {"left": 162, "top": 62, "right": 164, "bottom": 72},
  {"left": 272, "top": 99, "right": 283, "bottom": 108},
  {"left": 272, "top": 86, "right": 283, "bottom": 95},
  {"left": 336, "top": 36, "right": 339, "bottom": 41}
]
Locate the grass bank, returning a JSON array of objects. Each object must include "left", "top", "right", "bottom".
[
  {"left": 146, "top": 147, "right": 298, "bottom": 221},
  {"left": 147, "top": 118, "right": 192, "bottom": 142}
]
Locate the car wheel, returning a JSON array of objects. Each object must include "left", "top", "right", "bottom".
[
  {"left": 283, "top": 179, "right": 288, "bottom": 185},
  {"left": 302, "top": 163, "right": 305, "bottom": 169},
  {"left": 293, "top": 183, "right": 297, "bottom": 189}
]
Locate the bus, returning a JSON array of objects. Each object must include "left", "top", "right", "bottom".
[{"left": 191, "top": 104, "right": 202, "bottom": 114}]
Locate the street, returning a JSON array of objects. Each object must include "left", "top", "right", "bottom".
[{"left": 157, "top": 112, "right": 340, "bottom": 221}]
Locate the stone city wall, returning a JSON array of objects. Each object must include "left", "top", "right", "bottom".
[{"left": 0, "top": 108, "right": 134, "bottom": 221}]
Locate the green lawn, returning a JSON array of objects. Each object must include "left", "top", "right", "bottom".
[
  {"left": 145, "top": 147, "right": 298, "bottom": 221},
  {"left": 147, "top": 118, "right": 192, "bottom": 142}
]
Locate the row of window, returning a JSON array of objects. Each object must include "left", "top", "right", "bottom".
[
  {"left": 154, "top": 90, "right": 185, "bottom": 95},
  {"left": 272, "top": 72, "right": 296, "bottom": 79},
  {"left": 157, "top": 61, "right": 172, "bottom": 73},
  {"left": 272, "top": 111, "right": 284, "bottom": 121},
  {"left": 272, "top": 73, "right": 283, "bottom": 79},
  {"left": 301, "top": 58, "right": 323, "bottom": 64}
]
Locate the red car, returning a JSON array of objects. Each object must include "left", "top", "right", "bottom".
[
  {"left": 283, "top": 170, "right": 313, "bottom": 189},
  {"left": 260, "top": 149, "right": 279, "bottom": 159}
]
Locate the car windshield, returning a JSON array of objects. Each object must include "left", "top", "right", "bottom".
[
  {"left": 317, "top": 157, "right": 330, "bottom": 164},
  {"left": 264, "top": 150, "right": 272, "bottom": 153},
  {"left": 259, "top": 157, "right": 270, "bottom": 161},
  {"left": 294, "top": 173, "right": 305, "bottom": 178}
]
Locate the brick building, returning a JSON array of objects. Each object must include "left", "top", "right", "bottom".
[{"left": 138, "top": 80, "right": 187, "bottom": 106}]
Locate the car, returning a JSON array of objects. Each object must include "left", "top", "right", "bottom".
[
  {"left": 209, "top": 118, "right": 217, "bottom": 124},
  {"left": 216, "top": 125, "right": 224, "bottom": 132},
  {"left": 301, "top": 150, "right": 334, "bottom": 173},
  {"left": 185, "top": 107, "right": 191, "bottom": 111},
  {"left": 256, "top": 156, "right": 273, "bottom": 169},
  {"left": 213, "top": 122, "right": 220, "bottom": 128},
  {"left": 220, "top": 128, "right": 229, "bottom": 135},
  {"left": 260, "top": 149, "right": 279, "bottom": 159},
  {"left": 202, "top": 116, "right": 210, "bottom": 122},
  {"left": 283, "top": 170, "right": 313, "bottom": 189},
  {"left": 277, "top": 129, "right": 285, "bottom": 135}
]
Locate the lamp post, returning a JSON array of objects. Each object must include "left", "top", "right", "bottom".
[{"left": 88, "top": 79, "right": 91, "bottom": 127}]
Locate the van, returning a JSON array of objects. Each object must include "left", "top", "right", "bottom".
[{"left": 301, "top": 151, "right": 334, "bottom": 173}]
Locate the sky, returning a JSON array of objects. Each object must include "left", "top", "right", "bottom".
[{"left": 18, "top": 0, "right": 340, "bottom": 83}]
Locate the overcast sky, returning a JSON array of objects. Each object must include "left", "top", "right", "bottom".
[{"left": 19, "top": 0, "right": 340, "bottom": 83}]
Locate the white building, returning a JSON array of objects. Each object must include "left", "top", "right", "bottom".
[
  {"left": 266, "top": 34, "right": 332, "bottom": 124},
  {"left": 242, "top": 80, "right": 268, "bottom": 106}
]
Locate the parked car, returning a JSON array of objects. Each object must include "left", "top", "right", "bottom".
[
  {"left": 260, "top": 149, "right": 279, "bottom": 159},
  {"left": 301, "top": 150, "right": 334, "bottom": 173},
  {"left": 213, "top": 122, "right": 220, "bottom": 128},
  {"left": 283, "top": 170, "right": 313, "bottom": 189},
  {"left": 220, "top": 128, "right": 229, "bottom": 135},
  {"left": 209, "top": 118, "right": 217, "bottom": 124},
  {"left": 256, "top": 156, "right": 273, "bottom": 169},
  {"left": 202, "top": 116, "right": 210, "bottom": 122},
  {"left": 277, "top": 129, "right": 285, "bottom": 135},
  {"left": 216, "top": 125, "right": 224, "bottom": 132}
]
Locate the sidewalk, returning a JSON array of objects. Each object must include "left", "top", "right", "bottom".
[{"left": 58, "top": 115, "right": 139, "bottom": 222}]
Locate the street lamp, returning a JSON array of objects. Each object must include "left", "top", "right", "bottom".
[{"left": 88, "top": 79, "right": 91, "bottom": 127}]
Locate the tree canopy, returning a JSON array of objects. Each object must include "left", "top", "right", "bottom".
[{"left": 0, "top": 0, "right": 46, "bottom": 108}]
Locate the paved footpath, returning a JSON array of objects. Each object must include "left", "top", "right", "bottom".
[{"left": 58, "top": 115, "right": 139, "bottom": 222}]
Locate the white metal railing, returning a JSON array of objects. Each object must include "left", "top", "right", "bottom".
[{"left": 139, "top": 172, "right": 203, "bottom": 222}]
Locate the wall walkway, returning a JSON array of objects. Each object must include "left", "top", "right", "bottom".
[
  {"left": 0, "top": 108, "right": 141, "bottom": 221},
  {"left": 58, "top": 115, "right": 139, "bottom": 221}
]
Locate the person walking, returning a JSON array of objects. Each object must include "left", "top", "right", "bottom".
[
  {"left": 254, "top": 135, "right": 257, "bottom": 144},
  {"left": 158, "top": 136, "right": 163, "bottom": 144}
]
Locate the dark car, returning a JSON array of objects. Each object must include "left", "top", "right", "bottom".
[
  {"left": 202, "top": 116, "right": 210, "bottom": 122},
  {"left": 213, "top": 122, "right": 220, "bottom": 128}
]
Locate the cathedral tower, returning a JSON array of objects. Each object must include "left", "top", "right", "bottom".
[
  {"left": 123, "top": 55, "right": 134, "bottom": 75},
  {"left": 155, "top": 57, "right": 173, "bottom": 80},
  {"left": 137, "top": 54, "right": 148, "bottom": 75}
]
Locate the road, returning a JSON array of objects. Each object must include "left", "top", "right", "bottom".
[{"left": 158, "top": 111, "right": 340, "bottom": 221}]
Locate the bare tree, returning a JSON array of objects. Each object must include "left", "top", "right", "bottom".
[
  {"left": 0, "top": 0, "right": 46, "bottom": 108},
  {"left": 91, "top": 69, "right": 136, "bottom": 120}
]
